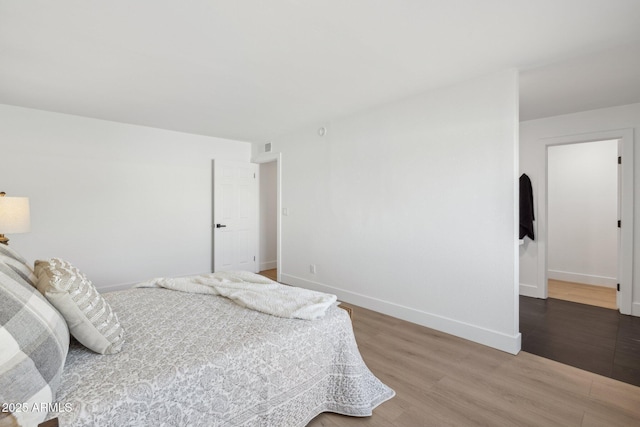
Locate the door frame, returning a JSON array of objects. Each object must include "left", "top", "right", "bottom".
[
  {"left": 254, "top": 152, "right": 282, "bottom": 282},
  {"left": 538, "top": 129, "right": 634, "bottom": 315}
]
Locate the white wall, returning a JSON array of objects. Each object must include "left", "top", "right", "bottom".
[
  {"left": 254, "top": 70, "right": 521, "bottom": 354},
  {"left": 520, "top": 103, "right": 639, "bottom": 315},
  {"left": 547, "top": 140, "right": 618, "bottom": 287},
  {"left": 259, "top": 161, "right": 277, "bottom": 270},
  {"left": 0, "top": 104, "right": 251, "bottom": 291}
]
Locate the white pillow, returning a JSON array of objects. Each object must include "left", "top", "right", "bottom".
[{"left": 34, "top": 258, "right": 125, "bottom": 355}]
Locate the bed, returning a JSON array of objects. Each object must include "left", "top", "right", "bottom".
[{"left": 0, "top": 246, "right": 394, "bottom": 427}]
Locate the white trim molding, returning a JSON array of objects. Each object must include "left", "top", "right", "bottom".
[
  {"left": 259, "top": 260, "right": 277, "bottom": 271},
  {"left": 282, "top": 273, "right": 522, "bottom": 355},
  {"left": 519, "top": 282, "right": 539, "bottom": 298},
  {"left": 547, "top": 270, "right": 617, "bottom": 288}
]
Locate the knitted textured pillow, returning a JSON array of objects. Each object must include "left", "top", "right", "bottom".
[{"left": 34, "top": 258, "right": 125, "bottom": 355}]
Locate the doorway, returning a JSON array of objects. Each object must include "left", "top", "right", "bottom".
[
  {"left": 538, "top": 129, "right": 633, "bottom": 315},
  {"left": 520, "top": 129, "right": 637, "bottom": 385},
  {"left": 259, "top": 160, "right": 278, "bottom": 280},
  {"left": 546, "top": 140, "right": 618, "bottom": 310},
  {"left": 254, "top": 152, "right": 282, "bottom": 282}
]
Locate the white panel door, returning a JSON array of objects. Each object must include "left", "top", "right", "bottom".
[{"left": 213, "top": 160, "right": 258, "bottom": 272}]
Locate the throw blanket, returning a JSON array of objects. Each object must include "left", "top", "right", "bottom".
[{"left": 136, "top": 271, "right": 337, "bottom": 320}]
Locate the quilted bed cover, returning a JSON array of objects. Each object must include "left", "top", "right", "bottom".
[{"left": 47, "top": 288, "right": 394, "bottom": 426}]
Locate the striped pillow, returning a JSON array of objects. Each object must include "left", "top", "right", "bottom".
[
  {"left": 0, "top": 260, "right": 69, "bottom": 427},
  {"left": 34, "top": 258, "right": 125, "bottom": 355}
]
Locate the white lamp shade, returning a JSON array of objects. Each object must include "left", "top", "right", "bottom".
[{"left": 0, "top": 197, "right": 31, "bottom": 233}]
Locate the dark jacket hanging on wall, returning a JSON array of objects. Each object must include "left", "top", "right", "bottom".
[{"left": 519, "top": 173, "right": 535, "bottom": 240}]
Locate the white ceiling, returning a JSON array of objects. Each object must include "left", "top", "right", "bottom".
[
  {"left": 1, "top": 1, "right": 639, "bottom": 142},
  {"left": 519, "top": 41, "right": 640, "bottom": 121}
]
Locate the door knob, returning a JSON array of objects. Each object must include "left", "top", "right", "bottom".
[{"left": 216, "top": 224, "right": 227, "bottom": 228}]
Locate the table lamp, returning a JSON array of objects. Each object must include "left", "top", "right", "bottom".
[{"left": 0, "top": 192, "right": 31, "bottom": 245}]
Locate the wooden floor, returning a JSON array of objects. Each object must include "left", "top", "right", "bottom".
[
  {"left": 259, "top": 268, "right": 277, "bottom": 281},
  {"left": 520, "top": 295, "right": 640, "bottom": 387},
  {"left": 260, "top": 270, "right": 640, "bottom": 425},
  {"left": 308, "top": 304, "right": 640, "bottom": 427},
  {"left": 549, "top": 279, "right": 617, "bottom": 309}
]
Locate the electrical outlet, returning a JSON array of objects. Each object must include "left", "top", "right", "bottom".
[{"left": 310, "top": 264, "right": 316, "bottom": 274}]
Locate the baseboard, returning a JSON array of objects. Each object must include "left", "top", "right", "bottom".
[
  {"left": 519, "top": 282, "right": 542, "bottom": 298},
  {"left": 632, "top": 302, "right": 640, "bottom": 317},
  {"left": 547, "top": 270, "right": 616, "bottom": 288},
  {"left": 98, "top": 282, "right": 136, "bottom": 293},
  {"left": 281, "top": 273, "right": 521, "bottom": 355},
  {"left": 260, "top": 260, "right": 277, "bottom": 271}
]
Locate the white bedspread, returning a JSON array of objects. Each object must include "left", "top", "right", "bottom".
[
  {"left": 48, "top": 288, "right": 395, "bottom": 426},
  {"left": 136, "top": 271, "right": 337, "bottom": 320}
]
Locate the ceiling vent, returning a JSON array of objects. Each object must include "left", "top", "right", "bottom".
[{"left": 265, "top": 142, "right": 272, "bottom": 152}]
